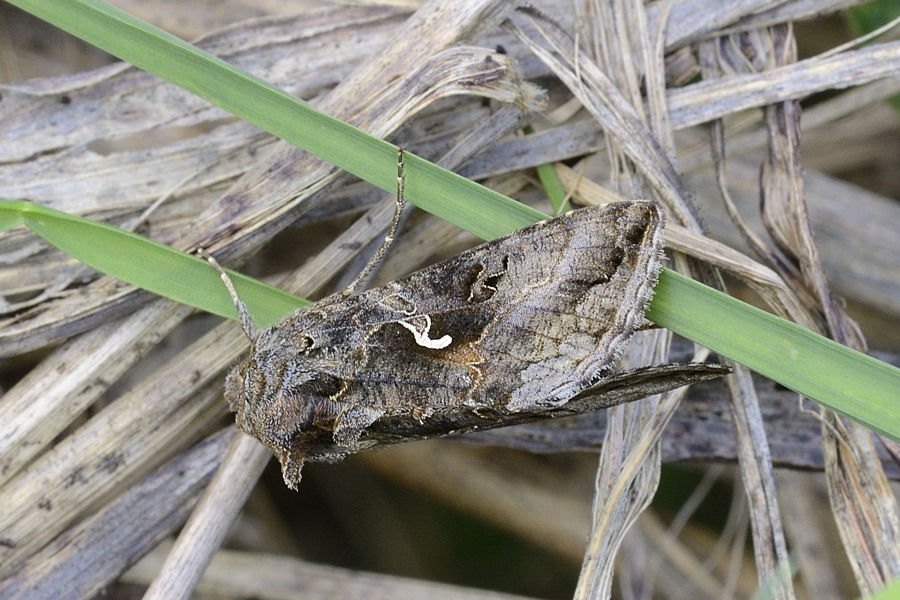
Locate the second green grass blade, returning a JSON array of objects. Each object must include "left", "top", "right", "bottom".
[{"left": 0, "top": 200, "right": 304, "bottom": 328}]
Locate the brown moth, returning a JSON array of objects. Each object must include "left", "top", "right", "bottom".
[{"left": 211, "top": 152, "right": 664, "bottom": 489}]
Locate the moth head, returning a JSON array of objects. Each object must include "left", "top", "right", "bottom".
[
  {"left": 224, "top": 351, "right": 314, "bottom": 491},
  {"left": 205, "top": 252, "right": 323, "bottom": 489},
  {"left": 225, "top": 329, "right": 341, "bottom": 452}
]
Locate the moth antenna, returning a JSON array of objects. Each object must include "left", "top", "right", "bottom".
[
  {"left": 342, "top": 147, "right": 406, "bottom": 297},
  {"left": 200, "top": 249, "right": 259, "bottom": 340}
]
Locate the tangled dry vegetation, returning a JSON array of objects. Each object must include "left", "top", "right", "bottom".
[{"left": 0, "top": 1, "right": 898, "bottom": 599}]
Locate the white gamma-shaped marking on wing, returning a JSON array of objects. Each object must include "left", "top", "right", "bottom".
[{"left": 398, "top": 315, "right": 452, "bottom": 349}]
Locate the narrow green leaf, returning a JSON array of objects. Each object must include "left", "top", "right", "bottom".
[
  {"left": 865, "top": 574, "right": 900, "bottom": 600},
  {"left": 1, "top": 200, "right": 304, "bottom": 328},
  {"left": 0, "top": 210, "right": 25, "bottom": 231},
  {"left": 5, "top": 0, "right": 542, "bottom": 240},
  {"left": 648, "top": 270, "right": 900, "bottom": 442},
  {"left": 524, "top": 125, "right": 570, "bottom": 214}
]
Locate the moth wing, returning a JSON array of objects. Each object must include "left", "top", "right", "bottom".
[{"left": 295, "top": 202, "right": 663, "bottom": 413}]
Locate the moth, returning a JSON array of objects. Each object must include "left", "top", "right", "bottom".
[{"left": 209, "top": 150, "right": 664, "bottom": 489}]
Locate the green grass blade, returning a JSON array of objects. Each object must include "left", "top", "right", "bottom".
[
  {"left": 524, "top": 125, "right": 570, "bottom": 214},
  {"left": 5, "top": 0, "right": 542, "bottom": 240},
  {"left": 0, "top": 200, "right": 304, "bottom": 328},
  {"left": 0, "top": 210, "right": 26, "bottom": 231},
  {"left": 535, "top": 161, "right": 570, "bottom": 215},
  {"left": 648, "top": 270, "right": 900, "bottom": 441},
  {"left": 866, "top": 575, "right": 900, "bottom": 600}
]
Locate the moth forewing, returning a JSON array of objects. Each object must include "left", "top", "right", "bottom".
[
  {"left": 207, "top": 144, "right": 665, "bottom": 490},
  {"left": 216, "top": 199, "right": 663, "bottom": 489}
]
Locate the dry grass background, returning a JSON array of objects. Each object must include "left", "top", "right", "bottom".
[{"left": 0, "top": 1, "right": 898, "bottom": 598}]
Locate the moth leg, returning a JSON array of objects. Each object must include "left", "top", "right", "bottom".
[
  {"left": 342, "top": 147, "right": 407, "bottom": 296},
  {"left": 332, "top": 405, "right": 385, "bottom": 447}
]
